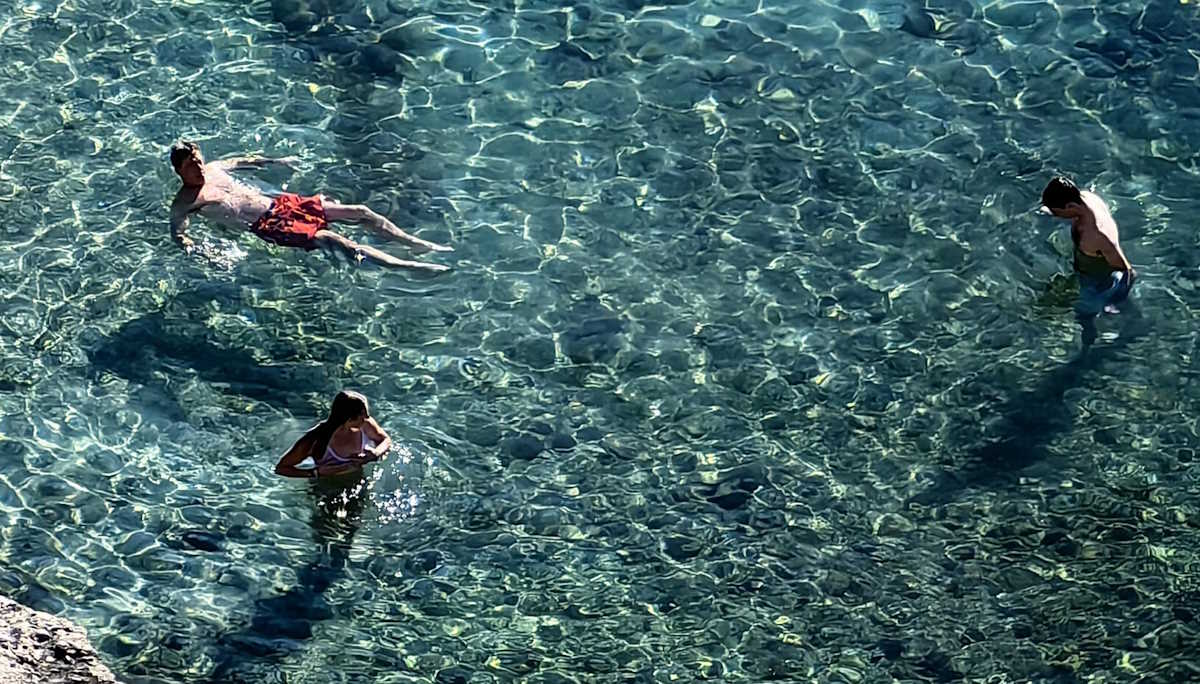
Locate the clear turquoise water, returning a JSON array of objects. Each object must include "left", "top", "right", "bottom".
[{"left": 2, "top": 0, "right": 1200, "bottom": 681}]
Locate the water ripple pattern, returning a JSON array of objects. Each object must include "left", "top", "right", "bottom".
[{"left": 2, "top": 0, "right": 1200, "bottom": 681}]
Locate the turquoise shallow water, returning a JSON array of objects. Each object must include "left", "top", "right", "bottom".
[{"left": 3, "top": 0, "right": 1200, "bottom": 681}]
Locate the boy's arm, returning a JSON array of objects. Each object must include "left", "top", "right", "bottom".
[{"left": 1099, "top": 235, "right": 1133, "bottom": 273}]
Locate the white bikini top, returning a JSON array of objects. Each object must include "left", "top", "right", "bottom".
[{"left": 316, "top": 430, "right": 374, "bottom": 468}]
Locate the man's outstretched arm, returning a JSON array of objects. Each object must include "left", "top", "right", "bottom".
[{"left": 211, "top": 156, "right": 300, "bottom": 172}]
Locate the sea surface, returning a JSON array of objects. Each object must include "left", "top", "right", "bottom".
[{"left": 1, "top": 0, "right": 1200, "bottom": 681}]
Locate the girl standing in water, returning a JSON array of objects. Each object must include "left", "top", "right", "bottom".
[
  {"left": 215, "top": 392, "right": 389, "bottom": 680},
  {"left": 275, "top": 390, "right": 392, "bottom": 479}
]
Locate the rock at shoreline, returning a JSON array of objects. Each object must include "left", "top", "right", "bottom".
[{"left": 0, "top": 596, "right": 118, "bottom": 684}]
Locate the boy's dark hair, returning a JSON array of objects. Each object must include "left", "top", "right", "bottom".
[
  {"left": 1041, "top": 176, "right": 1082, "bottom": 210},
  {"left": 170, "top": 141, "right": 198, "bottom": 170}
]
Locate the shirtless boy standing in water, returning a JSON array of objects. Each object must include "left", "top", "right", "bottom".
[
  {"left": 169, "top": 141, "right": 451, "bottom": 272},
  {"left": 1041, "top": 176, "right": 1136, "bottom": 347}
]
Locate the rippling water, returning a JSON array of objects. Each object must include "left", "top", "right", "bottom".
[{"left": 3, "top": 0, "right": 1200, "bottom": 681}]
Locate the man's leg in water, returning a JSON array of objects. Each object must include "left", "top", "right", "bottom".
[
  {"left": 313, "top": 230, "right": 450, "bottom": 273},
  {"left": 1077, "top": 311, "right": 1099, "bottom": 349},
  {"left": 322, "top": 200, "right": 452, "bottom": 253},
  {"left": 1075, "top": 272, "right": 1133, "bottom": 348}
]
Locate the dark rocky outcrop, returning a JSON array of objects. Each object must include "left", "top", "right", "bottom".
[{"left": 0, "top": 596, "right": 117, "bottom": 684}]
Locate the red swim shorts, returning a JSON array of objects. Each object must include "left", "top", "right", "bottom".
[{"left": 251, "top": 193, "right": 327, "bottom": 250}]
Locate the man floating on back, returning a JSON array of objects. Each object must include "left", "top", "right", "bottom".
[{"left": 168, "top": 141, "right": 451, "bottom": 272}]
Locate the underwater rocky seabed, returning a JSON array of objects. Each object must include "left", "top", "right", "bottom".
[{"left": 3, "top": 0, "right": 1200, "bottom": 681}]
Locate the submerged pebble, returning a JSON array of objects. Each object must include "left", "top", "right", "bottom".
[
  {"left": 507, "top": 436, "right": 544, "bottom": 461},
  {"left": 180, "top": 530, "right": 223, "bottom": 552}
]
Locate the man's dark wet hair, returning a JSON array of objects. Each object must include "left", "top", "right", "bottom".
[
  {"left": 170, "top": 141, "right": 199, "bottom": 170},
  {"left": 1041, "top": 176, "right": 1082, "bottom": 210}
]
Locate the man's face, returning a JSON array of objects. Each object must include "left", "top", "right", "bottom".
[{"left": 178, "top": 150, "right": 205, "bottom": 186}]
